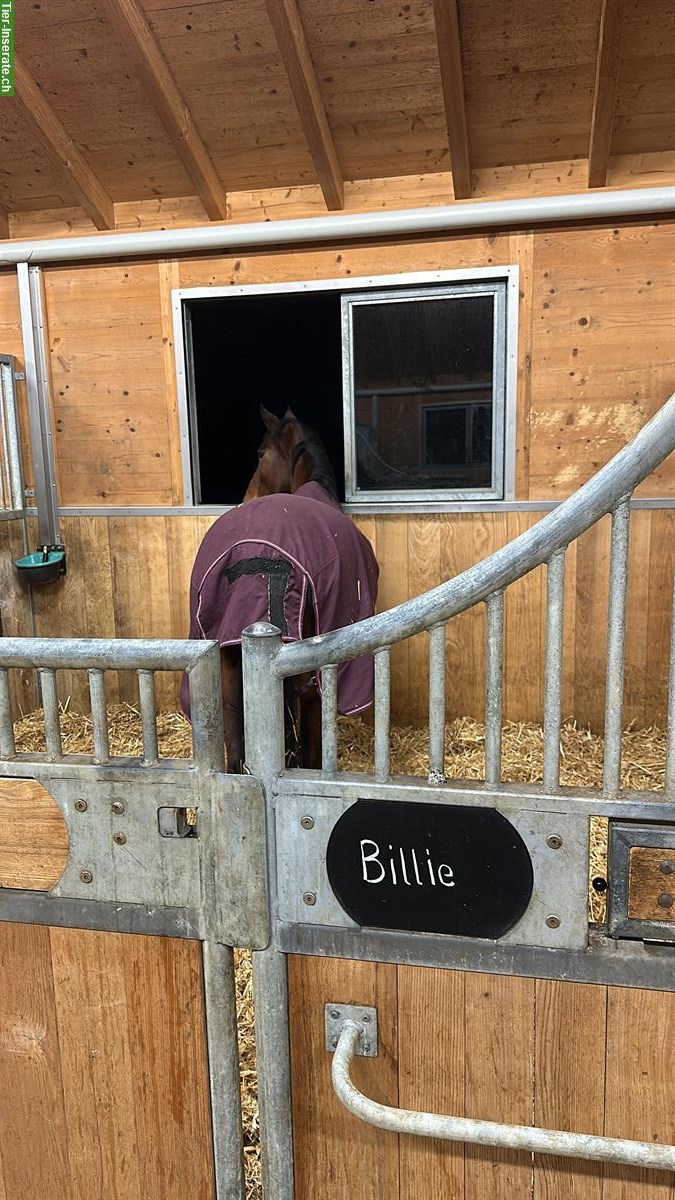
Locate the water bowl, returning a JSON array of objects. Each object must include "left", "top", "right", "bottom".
[{"left": 14, "top": 546, "right": 67, "bottom": 586}]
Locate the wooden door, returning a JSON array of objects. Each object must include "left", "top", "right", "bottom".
[{"left": 288, "top": 955, "right": 675, "bottom": 1200}]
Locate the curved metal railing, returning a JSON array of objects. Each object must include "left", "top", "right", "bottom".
[{"left": 273, "top": 392, "right": 675, "bottom": 787}]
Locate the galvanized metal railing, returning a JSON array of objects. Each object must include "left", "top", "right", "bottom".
[{"left": 271, "top": 390, "right": 675, "bottom": 793}]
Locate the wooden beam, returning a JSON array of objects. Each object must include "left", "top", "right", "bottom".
[
  {"left": 588, "top": 0, "right": 624, "bottom": 188},
  {"left": 14, "top": 57, "right": 114, "bottom": 230},
  {"left": 99, "top": 0, "right": 228, "bottom": 221},
  {"left": 432, "top": 0, "right": 471, "bottom": 200},
  {"left": 264, "top": 0, "right": 344, "bottom": 211},
  {"left": 0, "top": 206, "right": 8, "bottom": 240}
]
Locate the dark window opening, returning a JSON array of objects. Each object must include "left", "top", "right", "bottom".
[{"left": 187, "top": 292, "right": 344, "bottom": 504}]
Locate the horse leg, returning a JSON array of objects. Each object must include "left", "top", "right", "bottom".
[{"left": 220, "top": 646, "right": 244, "bottom": 773}]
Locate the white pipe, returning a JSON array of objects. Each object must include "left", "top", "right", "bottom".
[{"left": 1, "top": 186, "right": 673, "bottom": 266}]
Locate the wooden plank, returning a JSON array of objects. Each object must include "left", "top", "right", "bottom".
[
  {"left": 287, "top": 954, "right": 399, "bottom": 1200},
  {"left": 157, "top": 260, "right": 184, "bottom": 505},
  {"left": 98, "top": 0, "right": 228, "bottom": 221},
  {"left": 623, "top": 509, "right": 651, "bottom": 728},
  {"left": 431, "top": 0, "right": 471, "bottom": 199},
  {"left": 644, "top": 510, "right": 675, "bottom": 727},
  {"left": 588, "top": 0, "right": 624, "bottom": 188},
  {"left": 0, "top": 778, "right": 68, "bottom": 891},
  {"left": 573, "top": 517, "right": 611, "bottom": 730},
  {"left": 14, "top": 56, "right": 114, "bottom": 230},
  {"left": 533, "top": 979, "right": 606, "bottom": 1200},
  {"left": 0, "top": 923, "right": 72, "bottom": 1199},
  {"left": 627, "top": 846, "right": 675, "bottom": 921},
  {"left": 0, "top": 208, "right": 8, "bottom": 240},
  {"left": 264, "top": 0, "right": 344, "bottom": 210},
  {"left": 407, "top": 517, "right": 441, "bottom": 726},
  {"left": 510, "top": 232, "right": 535, "bottom": 498},
  {"left": 398, "top": 966, "right": 464, "bottom": 1199},
  {"left": 464, "top": 972, "right": 535, "bottom": 1199},
  {"left": 505, "top": 513, "right": 545, "bottom": 725},
  {"left": 376, "top": 517, "right": 410, "bottom": 725},
  {"left": 603, "top": 986, "right": 675, "bottom": 1198}
]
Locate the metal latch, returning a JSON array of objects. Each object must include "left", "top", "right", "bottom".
[{"left": 158, "top": 806, "right": 198, "bottom": 838}]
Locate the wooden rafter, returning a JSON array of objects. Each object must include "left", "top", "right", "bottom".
[
  {"left": 265, "top": 0, "right": 344, "bottom": 211},
  {"left": 99, "top": 0, "right": 228, "bottom": 221},
  {"left": 0, "top": 206, "right": 8, "bottom": 240},
  {"left": 588, "top": 0, "right": 624, "bottom": 188},
  {"left": 14, "top": 57, "right": 114, "bottom": 230},
  {"left": 432, "top": 0, "right": 471, "bottom": 200}
]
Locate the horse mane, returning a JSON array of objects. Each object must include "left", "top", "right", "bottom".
[{"left": 282, "top": 418, "right": 339, "bottom": 501}]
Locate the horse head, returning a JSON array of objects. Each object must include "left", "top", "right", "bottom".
[{"left": 243, "top": 405, "right": 337, "bottom": 501}]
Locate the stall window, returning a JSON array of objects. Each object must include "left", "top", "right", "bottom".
[{"left": 342, "top": 283, "right": 508, "bottom": 502}]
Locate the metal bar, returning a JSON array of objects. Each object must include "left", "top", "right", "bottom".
[
  {"left": 88, "top": 669, "right": 110, "bottom": 764},
  {"left": 666, "top": 579, "right": 675, "bottom": 796},
  {"left": 38, "top": 667, "right": 62, "bottom": 759},
  {"left": 138, "top": 670, "right": 159, "bottom": 765},
  {"left": 2, "top": 187, "right": 672, "bottom": 265},
  {"left": 202, "top": 941, "right": 246, "bottom": 1200},
  {"left": 186, "top": 646, "right": 225, "bottom": 772},
  {"left": 543, "top": 549, "right": 566, "bottom": 791},
  {"left": 603, "top": 497, "right": 631, "bottom": 795},
  {"left": 321, "top": 665, "right": 338, "bottom": 774},
  {"left": 241, "top": 622, "right": 295, "bottom": 1200},
  {"left": 484, "top": 591, "right": 504, "bottom": 785},
  {"left": 17, "top": 263, "right": 60, "bottom": 545},
  {"left": 428, "top": 623, "right": 446, "bottom": 781},
  {"left": 332, "top": 1020, "right": 675, "bottom": 1170},
  {"left": 0, "top": 669, "right": 15, "bottom": 757},
  {"left": 373, "top": 648, "right": 391, "bottom": 781},
  {"left": 0, "top": 636, "right": 219, "bottom": 673},
  {"left": 276, "top": 391, "right": 675, "bottom": 677},
  {"left": 0, "top": 358, "right": 25, "bottom": 512}
]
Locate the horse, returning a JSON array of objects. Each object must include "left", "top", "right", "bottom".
[{"left": 180, "top": 406, "right": 379, "bottom": 772}]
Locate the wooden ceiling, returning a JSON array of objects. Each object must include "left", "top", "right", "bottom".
[{"left": 1, "top": 0, "right": 673, "bottom": 232}]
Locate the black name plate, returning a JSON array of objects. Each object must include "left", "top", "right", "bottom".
[{"left": 326, "top": 799, "right": 534, "bottom": 939}]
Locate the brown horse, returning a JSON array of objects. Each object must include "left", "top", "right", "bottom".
[{"left": 181, "top": 407, "right": 379, "bottom": 772}]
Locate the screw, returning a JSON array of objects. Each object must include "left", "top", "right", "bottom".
[
  {"left": 592, "top": 875, "right": 608, "bottom": 893},
  {"left": 330, "top": 1009, "right": 340, "bottom": 1020},
  {"left": 657, "top": 893, "right": 674, "bottom": 909},
  {"left": 111, "top": 801, "right": 125, "bottom": 815},
  {"left": 331, "top": 1036, "right": 338, "bottom": 1048},
  {"left": 659, "top": 860, "right": 675, "bottom": 875},
  {"left": 113, "top": 832, "right": 127, "bottom": 846},
  {"left": 546, "top": 834, "right": 563, "bottom": 850},
  {"left": 546, "top": 914, "right": 561, "bottom": 929},
  {"left": 361, "top": 1013, "right": 371, "bottom": 1024},
  {"left": 74, "top": 799, "right": 87, "bottom": 812},
  {"left": 302, "top": 891, "right": 317, "bottom": 906},
  {"left": 300, "top": 815, "right": 314, "bottom": 830},
  {"left": 362, "top": 1042, "right": 371, "bottom": 1054},
  {"left": 80, "top": 869, "right": 93, "bottom": 884}
]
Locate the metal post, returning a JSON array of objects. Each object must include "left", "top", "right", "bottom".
[
  {"left": 321, "top": 664, "right": 338, "bottom": 774},
  {"left": 17, "top": 263, "right": 60, "bottom": 547},
  {"left": 242, "top": 622, "right": 295, "bottom": 1200},
  {"left": 373, "top": 648, "right": 391, "bottom": 781},
  {"left": 543, "top": 549, "right": 566, "bottom": 791},
  {"left": 428, "top": 623, "right": 446, "bottom": 781},
  {"left": 485, "top": 590, "right": 504, "bottom": 785}
]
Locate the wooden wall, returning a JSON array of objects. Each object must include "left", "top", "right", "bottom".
[{"left": 0, "top": 213, "right": 674, "bottom": 729}]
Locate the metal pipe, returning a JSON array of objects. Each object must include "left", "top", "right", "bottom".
[
  {"left": 321, "top": 665, "right": 338, "bottom": 774},
  {"left": 666, "top": 579, "right": 675, "bottom": 797},
  {"left": 332, "top": 1020, "right": 675, "bottom": 1171},
  {"left": 0, "top": 670, "right": 15, "bottom": 757},
  {"left": 88, "top": 669, "right": 110, "bottom": 763},
  {"left": 542, "top": 550, "right": 566, "bottom": 791},
  {"left": 276, "top": 391, "right": 675, "bottom": 677},
  {"left": 138, "top": 670, "right": 159, "bottom": 765},
  {"left": 373, "top": 649, "right": 391, "bottom": 780},
  {"left": 39, "top": 667, "right": 62, "bottom": 759},
  {"left": 484, "top": 591, "right": 504, "bottom": 785},
  {"left": 17, "top": 264, "right": 60, "bottom": 545},
  {"left": 0, "top": 636, "right": 219, "bottom": 672},
  {"left": 428, "top": 623, "right": 446, "bottom": 781},
  {"left": 603, "top": 498, "right": 631, "bottom": 795},
  {"left": 1, "top": 188, "right": 672, "bottom": 267}
]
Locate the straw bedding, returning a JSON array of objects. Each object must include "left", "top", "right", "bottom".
[{"left": 13, "top": 706, "right": 666, "bottom": 1199}]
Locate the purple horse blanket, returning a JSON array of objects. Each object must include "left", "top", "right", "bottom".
[{"left": 181, "top": 482, "right": 379, "bottom": 715}]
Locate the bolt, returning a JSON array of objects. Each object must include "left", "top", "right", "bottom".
[
  {"left": 659, "top": 860, "right": 675, "bottom": 875},
  {"left": 300, "top": 815, "right": 314, "bottom": 830},
  {"left": 302, "top": 891, "right": 317, "bottom": 906},
  {"left": 330, "top": 1009, "right": 340, "bottom": 1020},
  {"left": 592, "top": 876, "right": 608, "bottom": 893},
  {"left": 361, "top": 1013, "right": 371, "bottom": 1024},
  {"left": 546, "top": 834, "right": 563, "bottom": 850},
  {"left": 74, "top": 799, "right": 87, "bottom": 812},
  {"left": 331, "top": 1036, "right": 338, "bottom": 1048},
  {"left": 113, "top": 832, "right": 127, "bottom": 846},
  {"left": 546, "top": 914, "right": 561, "bottom": 929},
  {"left": 80, "top": 869, "right": 93, "bottom": 884},
  {"left": 657, "top": 893, "right": 674, "bottom": 909},
  {"left": 362, "top": 1042, "right": 371, "bottom": 1054},
  {"left": 111, "top": 801, "right": 125, "bottom": 815}
]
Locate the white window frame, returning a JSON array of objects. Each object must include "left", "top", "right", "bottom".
[{"left": 172, "top": 266, "right": 519, "bottom": 511}]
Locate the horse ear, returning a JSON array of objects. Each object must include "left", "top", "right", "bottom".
[
  {"left": 283, "top": 406, "right": 298, "bottom": 422},
  {"left": 260, "top": 404, "right": 278, "bottom": 432}
]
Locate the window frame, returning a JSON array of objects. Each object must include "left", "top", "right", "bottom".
[{"left": 173, "top": 265, "right": 519, "bottom": 512}]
